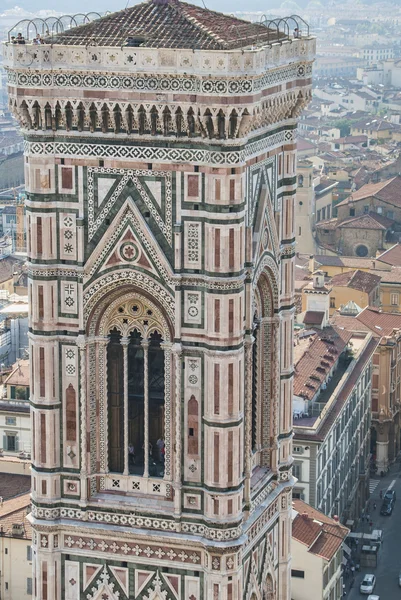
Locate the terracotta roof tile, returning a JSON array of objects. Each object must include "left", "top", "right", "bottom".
[
  {"left": 294, "top": 337, "right": 379, "bottom": 442},
  {"left": 0, "top": 474, "right": 31, "bottom": 500},
  {"left": 336, "top": 176, "right": 401, "bottom": 207},
  {"left": 293, "top": 326, "right": 351, "bottom": 398},
  {"left": 292, "top": 500, "right": 348, "bottom": 561},
  {"left": 314, "top": 255, "right": 373, "bottom": 269},
  {"left": 356, "top": 307, "right": 401, "bottom": 336},
  {"left": 315, "top": 219, "right": 338, "bottom": 231},
  {"left": 0, "top": 493, "right": 31, "bottom": 540},
  {"left": 369, "top": 266, "right": 401, "bottom": 284},
  {"left": 337, "top": 213, "right": 392, "bottom": 230},
  {"left": 331, "top": 270, "right": 381, "bottom": 293},
  {"left": 292, "top": 513, "right": 322, "bottom": 546},
  {"left": 304, "top": 311, "right": 325, "bottom": 325},
  {"left": 376, "top": 243, "right": 401, "bottom": 266},
  {"left": 47, "top": 0, "right": 286, "bottom": 49},
  {"left": 4, "top": 360, "right": 29, "bottom": 387}
]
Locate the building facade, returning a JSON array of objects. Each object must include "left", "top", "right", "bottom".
[
  {"left": 0, "top": 360, "right": 30, "bottom": 455},
  {"left": 291, "top": 500, "right": 348, "bottom": 600},
  {"left": 5, "top": 4, "right": 314, "bottom": 599},
  {"left": 331, "top": 306, "right": 401, "bottom": 473},
  {"left": 292, "top": 328, "right": 377, "bottom": 522},
  {"left": 0, "top": 493, "right": 33, "bottom": 600}
]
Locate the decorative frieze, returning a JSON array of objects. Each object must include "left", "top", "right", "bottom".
[
  {"left": 4, "top": 41, "right": 314, "bottom": 79},
  {"left": 23, "top": 127, "right": 296, "bottom": 166}
]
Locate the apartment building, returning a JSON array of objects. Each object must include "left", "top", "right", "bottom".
[
  {"left": 291, "top": 499, "right": 349, "bottom": 600},
  {"left": 293, "top": 327, "right": 378, "bottom": 522}
]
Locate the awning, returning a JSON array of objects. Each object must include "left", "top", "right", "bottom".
[{"left": 343, "top": 543, "right": 352, "bottom": 555}]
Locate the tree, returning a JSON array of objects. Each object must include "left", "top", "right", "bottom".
[{"left": 328, "top": 118, "right": 352, "bottom": 137}]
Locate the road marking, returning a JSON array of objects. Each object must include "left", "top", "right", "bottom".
[
  {"left": 369, "top": 479, "right": 380, "bottom": 493},
  {"left": 387, "top": 479, "right": 396, "bottom": 491}
]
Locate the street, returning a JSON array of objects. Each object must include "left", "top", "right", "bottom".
[{"left": 347, "top": 462, "right": 401, "bottom": 599}]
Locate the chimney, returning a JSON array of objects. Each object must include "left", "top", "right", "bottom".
[
  {"left": 309, "top": 255, "right": 314, "bottom": 274},
  {"left": 333, "top": 515, "right": 339, "bottom": 522},
  {"left": 301, "top": 512, "right": 309, "bottom": 520}
]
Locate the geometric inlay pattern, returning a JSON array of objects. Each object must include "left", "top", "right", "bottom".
[
  {"left": 10, "top": 62, "right": 312, "bottom": 94},
  {"left": 63, "top": 535, "right": 202, "bottom": 565},
  {"left": 24, "top": 128, "right": 295, "bottom": 166},
  {"left": 87, "top": 167, "right": 172, "bottom": 243}
]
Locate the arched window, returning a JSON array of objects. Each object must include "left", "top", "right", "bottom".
[
  {"left": 249, "top": 271, "right": 277, "bottom": 474},
  {"left": 108, "top": 328, "right": 124, "bottom": 473},
  {"left": 251, "top": 317, "right": 260, "bottom": 452},
  {"left": 106, "top": 300, "right": 167, "bottom": 479},
  {"left": 188, "top": 395, "right": 199, "bottom": 455}
]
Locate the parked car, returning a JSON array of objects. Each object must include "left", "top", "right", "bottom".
[
  {"left": 367, "top": 596, "right": 379, "bottom": 600},
  {"left": 360, "top": 574, "right": 376, "bottom": 594},
  {"left": 384, "top": 489, "right": 396, "bottom": 502},
  {"left": 380, "top": 499, "right": 394, "bottom": 515},
  {"left": 398, "top": 570, "right": 401, "bottom": 587}
]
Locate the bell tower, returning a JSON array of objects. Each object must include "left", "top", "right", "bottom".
[{"left": 5, "top": 4, "right": 314, "bottom": 599}]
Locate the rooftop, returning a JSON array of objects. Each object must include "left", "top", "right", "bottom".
[
  {"left": 293, "top": 326, "right": 352, "bottom": 400},
  {"left": 43, "top": 0, "right": 291, "bottom": 50},
  {"left": 376, "top": 243, "right": 401, "bottom": 266},
  {"left": 336, "top": 176, "right": 401, "bottom": 207},
  {"left": 369, "top": 266, "right": 401, "bottom": 284},
  {"left": 3, "top": 360, "right": 30, "bottom": 388},
  {"left": 294, "top": 334, "right": 378, "bottom": 442},
  {"left": 355, "top": 306, "right": 401, "bottom": 337},
  {"left": 292, "top": 499, "right": 348, "bottom": 561},
  {"left": 337, "top": 212, "right": 394, "bottom": 231},
  {"left": 314, "top": 255, "right": 373, "bottom": 269},
  {"left": 303, "top": 311, "right": 325, "bottom": 326},
  {"left": 0, "top": 493, "right": 31, "bottom": 540},
  {"left": 0, "top": 473, "right": 31, "bottom": 501},
  {"left": 330, "top": 269, "right": 381, "bottom": 294}
]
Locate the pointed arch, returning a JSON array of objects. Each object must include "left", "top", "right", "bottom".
[
  {"left": 138, "top": 104, "right": 146, "bottom": 135},
  {"left": 101, "top": 103, "right": 109, "bottom": 133},
  {"left": 113, "top": 104, "right": 122, "bottom": 134}
]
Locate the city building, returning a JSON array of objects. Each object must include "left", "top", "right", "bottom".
[
  {"left": 0, "top": 360, "right": 30, "bottom": 455},
  {"left": 4, "top": 3, "right": 315, "bottom": 599},
  {"left": 332, "top": 306, "right": 401, "bottom": 472},
  {"left": 301, "top": 270, "right": 332, "bottom": 329},
  {"left": 292, "top": 327, "right": 377, "bottom": 522},
  {"left": 360, "top": 45, "right": 394, "bottom": 65},
  {"left": 0, "top": 493, "right": 32, "bottom": 600},
  {"left": 291, "top": 499, "right": 349, "bottom": 600},
  {"left": 328, "top": 269, "right": 381, "bottom": 314},
  {"left": 295, "top": 161, "right": 316, "bottom": 255}
]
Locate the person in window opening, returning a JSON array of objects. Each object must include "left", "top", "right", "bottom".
[
  {"left": 33, "top": 34, "right": 42, "bottom": 45},
  {"left": 11, "top": 36, "right": 17, "bottom": 44},
  {"left": 156, "top": 437, "right": 165, "bottom": 462},
  {"left": 143, "top": 441, "right": 153, "bottom": 457},
  {"left": 128, "top": 443, "right": 135, "bottom": 466},
  {"left": 293, "top": 27, "right": 300, "bottom": 38},
  {"left": 16, "top": 33, "right": 25, "bottom": 44}
]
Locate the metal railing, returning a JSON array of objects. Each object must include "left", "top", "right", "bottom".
[{"left": 7, "top": 13, "right": 103, "bottom": 43}]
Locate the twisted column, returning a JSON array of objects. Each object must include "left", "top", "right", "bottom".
[
  {"left": 142, "top": 340, "right": 150, "bottom": 478},
  {"left": 77, "top": 335, "right": 87, "bottom": 503},
  {"left": 172, "top": 343, "right": 182, "bottom": 514},
  {"left": 121, "top": 337, "right": 129, "bottom": 476},
  {"left": 244, "top": 334, "right": 254, "bottom": 510}
]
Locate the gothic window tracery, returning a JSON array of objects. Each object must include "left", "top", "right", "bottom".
[
  {"left": 105, "top": 298, "right": 168, "bottom": 479},
  {"left": 250, "top": 271, "right": 277, "bottom": 474}
]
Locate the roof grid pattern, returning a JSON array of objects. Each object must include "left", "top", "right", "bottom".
[{"left": 46, "top": 0, "right": 285, "bottom": 49}]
